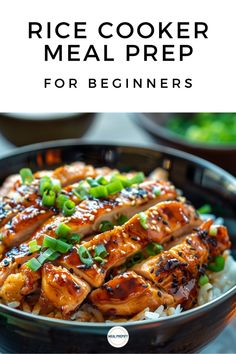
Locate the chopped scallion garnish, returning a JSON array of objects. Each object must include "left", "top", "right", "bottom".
[
  {"left": 99, "top": 221, "right": 114, "bottom": 233},
  {"left": 197, "top": 204, "right": 212, "bottom": 214},
  {"left": 90, "top": 185, "right": 108, "bottom": 198},
  {"left": 96, "top": 176, "right": 109, "bottom": 185},
  {"left": 139, "top": 212, "right": 148, "bottom": 230},
  {"left": 20, "top": 168, "right": 34, "bottom": 185},
  {"left": 42, "top": 190, "right": 56, "bottom": 207},
  {"left": 28, "top": 240, "right": 41, "bottom": 253},
  {"left": 51, "top": 180, "right": 62, "bottom": 193},
  {"left": 94, "top": 244, "right": 108, "bottom": 258},
  {"left": 106, "top": 180, "right": 123, "bottom": 195},
  {"left": 145, "top": 242, "right": 163, "bottom": 256},
  {"left": 126, "top": 252, "right": 144, "bottom": 268},
  {"left": 38, "top": 248, "right": 56, "bottom": 264},
  {"left": 40, "top": 176, "right": 52, "bottom": 195},
  {"left": 87, "top": 177, "right": 99, "bottom": 187},
  {"left": 43, "top": 235, "right": 72, "bottom": 254},
  {"left": 208, "top": 255, "right": 225, "bottom": 272},
  {"left": 63, "top": 200, "right": 76, "bottom": 216},
  {"left": 117, "top": 215, "right": 128, "bottom": 226},
  {"left": 153, "top": 186, "right": 162, "bottom": 196},
  {"left": 209, "top": 225, "right": 218, "bottom": 237},
  {"left": 198, "top": 274, "right": 209, "bottom": 286},
  {"left": 128, "top": 172, "right": 145, "bottom": 186},
  {"left": 56, "top": 194, "right": 69, "bottom": 209},
  {"left": 77, "top": 246, "right": 93, "bottom": 266},
  {"left": 70, "top": 233, "right": 81, "bottom": 244},
  {"left": 25, "top": 258, "right": 41, "bottom": 271},
  {"left": 56, "top": 239, "right": 72, "bottom": 254},
  {"left": 94, "top": 256, "right": 107, "bottom": 264},
  {"left": 56, "top": 223, "right": 71, "bottom": 238}
]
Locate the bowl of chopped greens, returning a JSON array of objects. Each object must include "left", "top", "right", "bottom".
[{"left": 135, "top": 113, "right": 236, "bottom": 175}]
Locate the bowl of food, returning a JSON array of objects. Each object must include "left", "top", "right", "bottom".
[
  {"left": 0, "top": 140, "right": 235, "bottom": 353},
  {"left": 134, "top": 113, "right": 236, "bottom": 175},
  {"left": 0, "top": 113, "right": 95, "bottom": 146}
]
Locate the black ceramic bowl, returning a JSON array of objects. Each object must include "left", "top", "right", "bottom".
[
  {"left": 0, "top": 113, "right": 95, "bottom": 146},
  {"left": 0, "top": 140, "right": 235, "bottom": 354},
  {"left": 134, "top": 113, "right": 236, "bottom": 176}
]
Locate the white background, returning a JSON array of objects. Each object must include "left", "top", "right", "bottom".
[{"left": 0, "top": 0, "right": 235, "bottom": 112}]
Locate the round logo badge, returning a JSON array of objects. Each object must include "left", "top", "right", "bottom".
[{"left": 107, "top": 326, "right": 129, "bottom": 348}]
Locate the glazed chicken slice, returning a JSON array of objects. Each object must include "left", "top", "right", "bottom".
[
  {"left": 132, "top": 220, "right": 230, "bottom": 284},
  {"left": 31, "top": 179, "right": 177, "bottom": 243},
  {"left": 0, "top": 166, "right": 117, "bottom": 251},
  {"left": 0, "top": 263, "right": 41, "bottom": 303},
  {"left": 89, "top": 271, "right": 174, "bottom": 316},
  {"left": 59, "top": 201, "right": 201, "bottom": 287},
  {"left": 0, "top": 163, "right": 112, "bottom": 229},
  {"left": 89, "top": 220, "right": 230, "bottom": 316},
  {"left": 40, "top": 263, "right": 91, "bottom": 317},
  {"left": 0, "top": 179, "right": 176, "bottom": 286}
]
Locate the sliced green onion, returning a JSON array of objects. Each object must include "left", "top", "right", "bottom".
[
  {"left": 77, "top": 246, "right": 93, "bottom": 266},
  {"left": 43, "top": 235, "right": 72, "bottom": 253},
  {"left": 111, "top": 174, "right": 130, "bottom": 188},
  {"left": 42, "top": 190, "right": 56, "bottom": 207},
  {"left": 209, "top": 225, "right": 218, "bottom": 237},
  {"left": 25, "top": 257, "right": 41, "bottom": 271},
  {"left": 99, "top": 221, "right": 114, "bottom": 233},
  {"left": 198, "top": 274, "right": 209, "bottom": 286},
  {"left": 139, "top": 212, "right": 148, "bottom": 230},
  {"left": 96, "top": 176, "right": 109, "bottom": 185},
  {"left": 43, "top": 235, "right": 57, "bottom": 250},
  {"left": 197, "top": 204, "right": 212, "bottom": 214},
  {"left": 106, "top": 180, "right": 123, "bottom": 195},
  {"left": 117, "top": 215, "right": 129, "bottom": 226},
  {"left": 128, "top": 172, "right": 145, "bottom": 186},
  {"left": 20, "top": 168, "right": 34, "bottom": 185},
  {"left": 51, "top": 179, "right": 62, "bottom": 193},
  {"left": 38, "top": 248, "right": 55, "bottom": 264},
  {"left": 56, "top": 239, "right": 72, "bottom": 253},
  {"left": 63, "top": 200, "right": 76, "bottom": 216},
  {"left": 94, "top": 244, "right": 108, "bottom": 258},
  {"left": 145, "top": 242, "right": 163, "bottom": 256},
  {"left": 90, "top": 185, "right": 108, "bottom": 198},
  {"left": 126, "top": 252, "right": 144, "bottom": 268},
  {"left": 87, "top": 177, "right": 99, "bottom": 187},
  {"left": 70, "top": 233, "right": 81, "bottom": 244},
  {"left": 56, "top": 194, "right": 69, "bottom": 209},
  {"left": 153, "top": 186, "right": 162, "bottom": 196},
  {"left": 208, "top": 255, "right": 225, "bottom": 272},
  {"left": 130, "top": 252, "right": 144, "bottom": 264},
  {"left": 56, "top": 223, "right": 71, "bottom": 238},
  {"left": 40, "top": 176, "right": 52, "bottom": 195},
  {"left": 28, "top": 240, "right": 41, "bottom": 253},
  {"left": 47, "top": 251, "right": 60, "bottom": 261},
  {"left": 72, "top": 189, "right": 87, "bottom": 201},
  {"left": 94, "top": 256, "right": 107, "bottom": 264}
]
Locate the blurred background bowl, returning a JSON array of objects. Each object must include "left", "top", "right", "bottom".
[
  {"left": 134, "top": 113, "right": 236, "bottom": 176},
  {"left": 0, "top": 113, "right": 95, "bottom": 146}
]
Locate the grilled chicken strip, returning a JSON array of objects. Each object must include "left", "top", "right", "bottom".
[
  {"left": 0, "top": 166, "right": 116, "bottom": 251},
  {"left": 89, "top": 220, "right": 230, "bottom": 316},
  {"left": 0, "top": 264, "right": 41, "bottom": 303},
  {"left": 32, "top": 179, "right": 177, "bottom": 242},
  {"left": 0, "top": 180, "right": 176, "bottom": 286},
  {"left": 59, "top": 201, "right": 201, "bottom": 287},
  {"left": 0, "top": 163, "right": 112, "bottom": 230},
  {"left": 40, "top": 263, "right": 91, "bottom": 316},
  {"left": 89, "top": 271, "right": 173, "bottom": 316}
]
